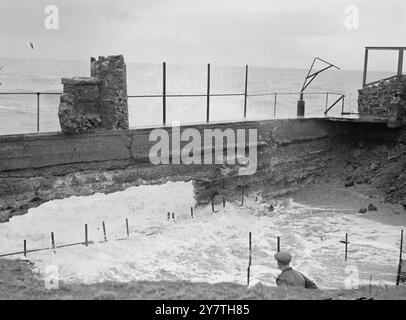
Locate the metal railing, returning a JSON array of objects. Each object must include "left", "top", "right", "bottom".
[
  {"left": 0, "top": 63, "right": 347, "bottom": 133},
  {"left": 324, "top": 93, "right": 346, "bottom": 116}
]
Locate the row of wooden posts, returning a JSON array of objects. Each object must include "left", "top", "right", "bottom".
[{"left": 2, "top": 191, "right": 243, "bottom": 259}]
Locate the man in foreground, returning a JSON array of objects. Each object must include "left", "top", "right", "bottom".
[{"left": 275, "top": 252, "right": 318, "bottom": 289}]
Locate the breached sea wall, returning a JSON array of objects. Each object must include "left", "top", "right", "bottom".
[{"left": 0, "top": 119, "right": 333, "bottom": 222}]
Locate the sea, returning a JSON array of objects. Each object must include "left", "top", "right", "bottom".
[
  {"left": 0, "top": 58, "right": 394, "bottom": 135},
  {"left": 0, "top": 182, "right": 401, "bottom": 289}
]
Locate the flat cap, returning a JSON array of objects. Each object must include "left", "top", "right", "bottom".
[{"left": 274, "top": 252, "right": 292, "bottom": 265}]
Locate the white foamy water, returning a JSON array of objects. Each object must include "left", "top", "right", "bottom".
[{"left": 0, "top": 181, "right": 403, "bottom": 289}]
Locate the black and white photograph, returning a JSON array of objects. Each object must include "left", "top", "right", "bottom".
[{"left": 0, "top": 0, "right": 405, "bottom": 307}]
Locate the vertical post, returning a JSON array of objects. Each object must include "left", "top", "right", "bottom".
[
  {"left": 167, "top": 212, "right": 171, "bottom": 221},
  {"left": 277, "top": 237, "right": 280, "bottom": 253},
  {"left": 396, "top": 230, "right": 404, "bottom": 286},
  {"left": 345, "top": 233, "right": 349, "bottom": 261},
  {"left": 397, "top": 49, "right": 404, "bottom": 79},
  {"left": 244, "top": 65, "right": 248, "bottom": 119},
  {"left": 85, "top": 224, "right": 88, "bottom": 247},
  {"left": 191, "top": 207, "right": 194, "bottom": 219},
  {"left": 247, "top": 232, "right": 252, "bottom": 286},
  {"left": 369, "top": 274, "right": 373, "bottom": 296},
  {"left": 172, "top": 212, "right": 175, "bottom": 221},
  {"left": 126, "top": 218, "right": 130, "bottom": 238},
  {"left": 90, "top": 57, "right": 96, "bottom": 76},
  {"left": 36, "top": 92, "right": 40, "bottom": 132},
  {"left": 211, "top": 201, "right": 215, "bottom": 213},
  {"left": 241, "top": 186, "right": 245, "bottom": 206},
  {"left": 325, "top": 93, "right": 329, "bottom": 113},
  {"left": 24, "top": 240, "right": 27, "bottom": 257},
  {"left": 102, "top": 222, "right": 107, "bottom": 242},
  {"left": 207, "top": 64, "right": 211, "bottom": 123},
  {"left": 274, "top": 93, "right": 278, "bottom": 118},
  {"left": 51, "top": 232, "right": 55, "bottom": 251},
  {"left": 362, "top": 48, "right": 369, "bottom": 87},
  {"left": 341, "top": 96, "right": 345, "bottom": 116},
  {"left": 163, "top": 62, "right": 166, "bottom": 126},
  {"left": 223, "top": 197, "right": 226, "bottom": 208}
]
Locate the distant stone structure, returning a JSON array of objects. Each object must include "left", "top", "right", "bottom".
[
  {"left": 358, "top": 76, "right": 406, "bottom": 128},
  {"left": 58, "top": 55, "right": 129, "bottom": 133}
]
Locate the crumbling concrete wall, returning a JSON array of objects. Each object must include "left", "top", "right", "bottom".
[
  {"left": 358, "top": 76, "right": 406, "bottom": 128},
  {"left": 58, "top": 55, "right": 129, "bottom": 133},
  {"left": 0, "top": 119, "right": 332, "bottom": 222},
  {"left": 58, "top": 77, "right": 103, "bottom": 133}
]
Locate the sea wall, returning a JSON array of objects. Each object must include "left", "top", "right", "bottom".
[
  {"left": 0, "top": 119, "right": 332, "bottom": 222},
  {"left": 358, "top": 76, "right": 406, "bottom": 128}
]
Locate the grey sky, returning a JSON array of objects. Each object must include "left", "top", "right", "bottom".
[{"left": 0, "top": 0, "right": 405, "bottom": 70}]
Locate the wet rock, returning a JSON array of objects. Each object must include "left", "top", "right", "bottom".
[
  {"left": 345, "top": 180, "right": 355, "bottom": 188},
  {"left": 368, "top": 204, "right": 378, "bottom": 212},
  {"left": 370, "top": 163, "right": 379, "bottom": 171},
  {"left": 359, "top": 208, "right": 368, "bottom": 214}
]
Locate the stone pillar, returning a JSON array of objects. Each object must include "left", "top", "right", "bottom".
[
  {"left": 91, "top": 55, "right": 129, "bottom": 130},
  {"left": 58, "top": 77, "right": 103, "bottom": 133},
  {"left": 58, "top": 55, "right": 129, "bottom": 133}
]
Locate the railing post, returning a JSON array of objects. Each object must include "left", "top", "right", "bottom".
[
  {"left": 341, "top": 95, "right": 345, "bottom": 116},
  {"left": 207, "top": 63, "right": 211, "bottom": 123},
  {"left": 362, "top": 48, "right": 369, "bottom": 87},
  {"left": 274, "top": 93, "right": 278, "bottom": 118},
  {"left": 244, "top": 65, "right": 248, "bottom": 119},
  {"left": 163, "top": 62, "right": 166, "bottom": 126},
  {"left": 325, "top": 93, "right": 329, "bottom": 113},
  {"left": 36, "top": 92, "right": 40, "bottom": 132},
  {"left": 397, "top": 49, "right": 404, "bottom": 79},
  {"left": 396, "top": 230, "right": 404, "bottom": 286}
]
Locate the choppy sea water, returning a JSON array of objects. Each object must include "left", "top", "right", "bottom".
[
  {"left": 0, "top": 182, "right": 402, "bottom": 289},
  {"left": 0, "top": 58, "right": 395, "bottom": 135}
]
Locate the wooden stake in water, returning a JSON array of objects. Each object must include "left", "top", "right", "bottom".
[
  {"left": 172, "top": 213, "right": 175, "bottom": 221},
  {"left": 223, "top": 197, "right": 226, "bottom": 208},
  {"left": 167, "top": 212, "right": 171, "bottom": 221},
  {"left": 102, "top": 222, "right": 107, "bottom": 242},
  {"left": 396, "top": 230, "right": 404, "bottom": 286},
  {"left": 241, "top": 187, "right": 245, "bottom": 206},
  {"left": 340, "top": 233, "right": 350, "bottom": 261},
  {"left": 85, "top": 224, "right": 88, "bottom": 247},
  {"left": 247, "top": 232, "right": 252, "bottom": 286},
  {"left": 277, "top": 237, "right": 281, "bottom": 253},
  {"left": 51, "top": 232, "right": 55, "bottom": 252},
  {"left": 191, "top": 207, "right": 194, "bottom": 219},
  {"left": 24, "top": 240, "right": 27, "bottom": 257},
  {"left": 126, "top": 218, "right": 130, "bottom": 238}
]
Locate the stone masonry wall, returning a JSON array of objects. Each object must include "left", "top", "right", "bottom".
[
  {"left": 358, "top": 76, "right": 406, "bottom": 128},
  {"left": 58, "top": 55, "right": 129, "bottom": 133},
  {"left": 91, "top": 55, "right": 129, "bottom": 130}
]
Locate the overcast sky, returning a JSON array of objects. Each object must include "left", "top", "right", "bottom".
[{"left": 0, "top": 0, "right": 405, "bottom": 70}]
